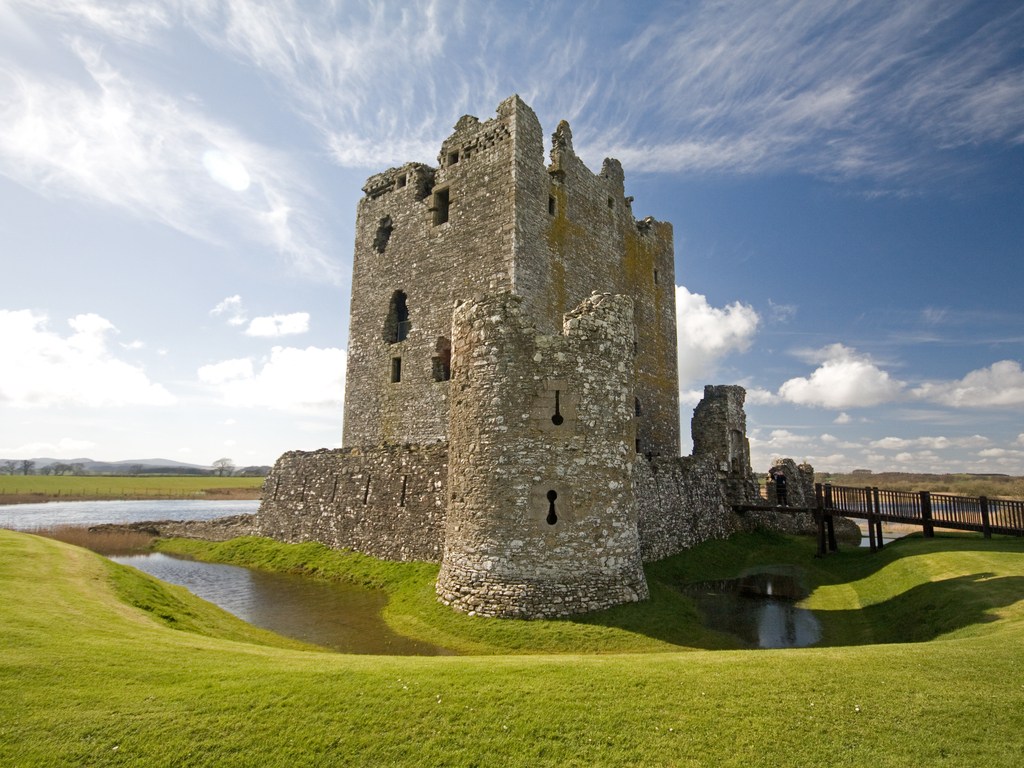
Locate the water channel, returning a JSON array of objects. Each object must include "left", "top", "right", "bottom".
[{"left": 679, "top": 567, "right": 823, "bottom": 649}]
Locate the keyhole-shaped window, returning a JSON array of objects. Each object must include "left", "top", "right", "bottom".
[
  {"left": 551, "top": 390, "right": 564, "bottom": 426},
  {"left": 546, "top": 490, "right": 558, "bottom": 525}
]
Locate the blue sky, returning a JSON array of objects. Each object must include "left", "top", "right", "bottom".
[{"left": 1, "top": 0, "right": 1022, "bottom": 474}]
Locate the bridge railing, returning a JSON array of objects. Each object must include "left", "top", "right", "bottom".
[{"left": 822, "top": 483, "right": 1024, "bottom": 538}]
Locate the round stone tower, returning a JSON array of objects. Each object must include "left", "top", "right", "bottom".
[{"left": 436, "top": 291, "right": 649, "bottom": 618}]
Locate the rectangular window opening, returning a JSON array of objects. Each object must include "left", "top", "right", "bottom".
[
  {"left": 433, "top": 188, "right": 450, "bottom": 225},
  {"left": 654, "top": 269, "right": 659, "bottom": 285},
  {"left": 432, "top": 356, "right": 451, "bottom": 382},
  {"left": 635, "top": 439, "right": 642, "bottom": 454},
  {"left": 400, "top": 475, "right": 408, "bottom": 507},
  {"left": 390, "top": 357, "right": 402, "bottom": 383},
  {"left": 608, "top": 197, "right": 614, "bottom": 209},
  {"left": 448, "top": 150, "right": 459, "bottom": 165},
  {"left": 396, "top": 174, "right": 407, "bottom": 188},
  {"left": 548, "top": 196, "right": 556, "bottom": 215},
  {"left": 362, "top": 474, "right": 371, "bottom": 505}
]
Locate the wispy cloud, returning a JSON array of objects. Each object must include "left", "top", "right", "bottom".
[
  {"left": 244, "top": 313, "right": 309, "bottom": 338},
  {"left": 12, "top": 0, "right": 1024, "bottom": 190},
  {"left": 0, "top": 42, "right": 338, "bottom": 279}
]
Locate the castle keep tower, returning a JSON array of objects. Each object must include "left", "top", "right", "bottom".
[{"left": 261, "top": 96, "right": 760, "bottom": 620}]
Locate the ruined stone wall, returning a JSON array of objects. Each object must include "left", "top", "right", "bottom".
[
  {"left": 437, "top": 292, "right": 648, "bottom": 618},
  {"left": 635, "top": 456, "right": 736, "bottom": 562},
  {"left": 257, "top": 444, "right": 447, "bottom": 562},
  {"left": 692, "top": 385, "right": 762, "bottom": 506},
  {"left": 342, "top": 97, "right": 534, "bottom": 447}
]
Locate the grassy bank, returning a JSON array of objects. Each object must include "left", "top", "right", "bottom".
[
  {"left": 4, "top": 529, "right": 1024, "bottom": 766},
  {"left": 0, "top": 475, "right": 263, "bottom": 504}
]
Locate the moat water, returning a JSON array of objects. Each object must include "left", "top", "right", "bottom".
[
  {"left": 680, "top": 567, "right": 823, "bottom": 649},
  {"left": 110, "top": 552, "right": 454, "bottom": 656},
  {"left": 0, "top": 498, "right": 259, "bottom": 528}
]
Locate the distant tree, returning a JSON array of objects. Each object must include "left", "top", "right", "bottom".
[
  {"left": 1, "top": 460, "right": 16, "bottom": 475},
  {"left": 50, "top": 463, "right": 72, "bottom": 475},
  {"left": 70, "top": 463, "right": 87, "bottom": 476},
  {"left": 20, "top": 460, "right": 35, "bottom": 476},
  {"left": 40, "top": 464, "right": 55, "bottom": 476},
  {"left": 127, "top": 464, "right": 145, "bottom": 476},
  {"left": 212, "top": 458, "right": 236, "bottom": 477}
]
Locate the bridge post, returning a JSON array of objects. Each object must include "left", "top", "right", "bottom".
[
  {"left": 920, "top": 491, "right": 934, "bottom": 538},
  {"left": 872, "top": 487, "right": 883, "bottom": 549},
  {"left": 865, "top": 486, "right": 876, "bottom": 552},
  {"left": 980, "top": 496, "right": 992, "bottom": 539},
  {"left": 814, "top": 483, "right": 827, "bottom": 558}
]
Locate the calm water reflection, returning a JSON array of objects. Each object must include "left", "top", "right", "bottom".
[
  {"left": 111, "top": 552, "right": 453, "bottom": 656},
  {"left": 681, "top": 568, "right": 822, "bottom": 649}
]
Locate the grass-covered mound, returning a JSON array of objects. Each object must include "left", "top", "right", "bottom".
[
  {"left": 3, "top": 528, "right": 1024, "bottom": 766},
  {"left": 158, "top": 530, "right": 1024, "bottom": 654}
]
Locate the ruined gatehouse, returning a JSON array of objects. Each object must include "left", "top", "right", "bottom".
[{"left": 258, "top": 96, "right": 768, "bottom": 618}]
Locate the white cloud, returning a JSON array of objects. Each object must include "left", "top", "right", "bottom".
[
  {"left": 750, "top": 429, "right": 813, "bottom": 450},
  {"left": 120, "top": 340, "right": 145, "bottom": 350},
  {"left": 778, "top": 344, "right": 904, "bottom": 409},
  {"left": 211, "top": 295, "right": 247, "bottom": 326},
  {"left": 745, "top": 388, "right": 777, "bottom": 405},
  {"left": 198, "top": 346, "right": 346, "bottom": 409},
  {"left": 833, "top": 412, "right": 852, "bottom": 424},
  {"left": 869, "top": 435, "right": 991, "bottom": 451},
  {"left": 245, "top": 313, "right": 310, "bottom": 338},
  {"left": 0, "top": 45, "right": 338, "bottom": 280},
  {"left": 676, "top": 285, "right": 759, "bottom": 385},
  {"left": 0, "top": 309, "right": 175, "bottom": 407},
  {"left": 820, "top": 434, "right": 838, "bottom": 444},
  {"left": 974, "top": 448, "right": 1024, "bottom": 459},
  {"left": 911, "top": 360, "right": 1024, "bottom": 408},
  {"left": 1015, "top": 434, "right": 1024, "bottom": 448},
  {"left": 0, "top": 437, "right": 98, "bottom": 459}
]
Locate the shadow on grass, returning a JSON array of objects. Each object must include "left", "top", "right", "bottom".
[
  {"left": 816, "top": 572, "right": 1024, "bottom": 645},
  {"left": 563, "top": 530, "right": 1024, "bottom": 650}
]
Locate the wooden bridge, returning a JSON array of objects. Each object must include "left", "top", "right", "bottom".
[{"left": 734, "top": 483, "right": 1024, "bottom": 557}]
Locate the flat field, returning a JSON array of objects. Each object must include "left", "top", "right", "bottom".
[
  {"left": 3, "top": 529, "right": 1023, "bottom": 766},
  {"left": 0, "top": 474, "right": 263, "bottom": 504}
]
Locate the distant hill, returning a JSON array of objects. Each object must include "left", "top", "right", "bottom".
[{"left": 28, "top": 457, "right": 213, "bottom": 473}]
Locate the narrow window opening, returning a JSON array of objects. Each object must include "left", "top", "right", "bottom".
[
  {"left": 431, "top": 337, "right": 452, "bottom": 382},
  {"left": 546, "top": 489, "right": 558, "bottom": 525},
  {"left": 653, "top": 269, "right": 658, "bottom": 285},
  {"left": 362, "top": 474, "right": 371, "bottom": 505},
  {"left": 432, "top": 188, "right": 450, "bottom": 225},
  {"left": 551, "top": 390, "right": 564, "bottom": 426},
  {"left": 373, "top": 215, "right": 393, "bottom": 253},
  {"left": 635, "top": 439, "right": 642, "bottom": 454},
  {"left": 448, "top": 150, "right": 459, "bottom": 165},
  {"left": 390, "top": 357, "right": 402, "bottom": 383},
  {"left": 548, "top": 196, "right": 556, "bottom": 215},
  {"left": 608, "top": 197, "right": 614, "bottom": 209},
  {"left": 635, "top": 398, "right": 642, "bottom": 417},
  {"left": 329, "top": 476, "right": 338, "bottom": 503},
  {"left": 396, "top": 174, "right": 407, "bottom": 188},
  {"left": 400, "top": 475, "right": 408, "bottom": 507},
  {"left": 384, "top": 290, "right": 410, "bottom": 343}
]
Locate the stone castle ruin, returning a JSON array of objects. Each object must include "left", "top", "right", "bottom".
[{"left": 258, "top": 96, "right": 788, "bottom": 618}]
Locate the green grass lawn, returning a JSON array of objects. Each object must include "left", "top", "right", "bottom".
[
  {"left": 0, "top": 474, "right": 263, "bottom": 498},
  {"left": 3, "top": 529, "right": 1024, "bottom": 766}
]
